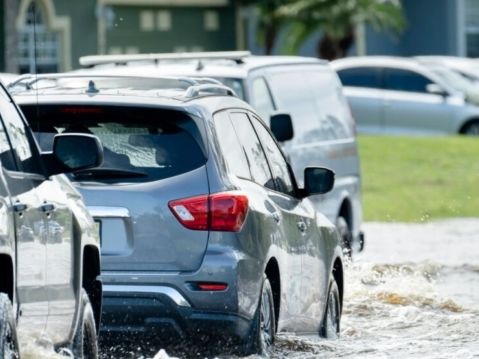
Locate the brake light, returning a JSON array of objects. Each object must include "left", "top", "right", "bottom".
[
  {"left": 196, "top": 282, "right": 228, "bottom": 291},
  {"left": 168, "top": 192, "right": 248, "bottom": 232}
]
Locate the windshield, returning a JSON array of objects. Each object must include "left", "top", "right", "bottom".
[
  {"left": 428, "top": 65, "right": 479, "bottom": 93},
  {"left": 21, "top": 105, "right": 207, "bottom": 183}
]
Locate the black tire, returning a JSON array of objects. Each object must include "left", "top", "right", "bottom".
[
  {"left": 462, "top": 121, "right": 479, "bottom": 136},
  {"left": 243, "top": 276, "right": 275, "bottom": 355},
  {"left": 320, "top": 279, "right": 341, "bottom": 339},
  {"left": 0, "top": 293, "right": 19, "bottom": 359},
  {"left": 336, "top": 216, "right": 352, "bottom": 257},
  {"left": 72, "top": 290, "right": 98, "bottom": 359}
]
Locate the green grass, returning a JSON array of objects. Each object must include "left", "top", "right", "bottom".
[{"left": 358, "top": 135, "right": 479, "bottom": 222}]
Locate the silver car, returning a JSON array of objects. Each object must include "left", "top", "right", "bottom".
[
  {"left": 332, "top": 56, "right": 479, "bottom": 135},
  {"left": 12, "top": 75, "right": 345, "bottom": 356}
]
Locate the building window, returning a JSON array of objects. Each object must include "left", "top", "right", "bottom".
[
  {"left": 140, "top": 10, "right": 155, "bottom": 31},
  {"left": 465, "top": 0, "right": 479, "bottom": 57},
  {"left": 157, "top": 11, "right": 171, "bottom": 31},
  {"left": 18, "top": 2, "right": 59, "bottom": 74},
  {"left": 204, "top": 10, "right": 219, "bottom": 31}
]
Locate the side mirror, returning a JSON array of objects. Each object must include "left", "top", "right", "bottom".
[
  {"left": 303, "top": 167, "right": 335, "bottom": 196},
  {"left": 426, "top": 83, "right": 448, "bottom": 97},
  {"left": 44, "top": 134, "right": 104, "bottom": 176},
  {"left": 270, "top": 113, "right": 293, "bottom": 142}
]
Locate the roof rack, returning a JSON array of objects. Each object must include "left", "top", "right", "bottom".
[
  {"left": 79, "top": 51, "right": 252, "bottom": 68},
  {"left": 7, "top": 74, "right": 238, "bottom": 99}
]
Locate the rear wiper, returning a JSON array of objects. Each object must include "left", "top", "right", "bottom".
[{"left": 72, "top": 167, "right": 148, "bottom": 180}]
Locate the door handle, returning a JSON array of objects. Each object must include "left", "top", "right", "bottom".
[
  {"left": 40, "top": 203, "right": 55, "bottom": 213},
  {"left": 297, "top": 220, "right": 307, "bottom": 232},
  {"left": 13, "top": 202, "right": 27, "bottom": 213},
  {"left": 271, "top": 212, "right": 280, "bottom": 223}
]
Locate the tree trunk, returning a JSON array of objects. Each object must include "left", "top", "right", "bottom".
[
  {"left": 264, "top": 22, "right": 277, "bottom": 55},
  {"left": 4, "top": 0, "right": 19, "bottom": 73},
  {"left": 317, "top": 27, "right": 355, "bottom": 60}
]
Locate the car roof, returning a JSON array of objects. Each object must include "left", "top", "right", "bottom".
[
  {"left": 75, "top": 53, "right": 326, "bottom": 79},
  {"left": 10, "top": 74, "right": 254, "bottom": 115},
  {"left": 331, "top": 56, "right": 433, "bottom": 71}
]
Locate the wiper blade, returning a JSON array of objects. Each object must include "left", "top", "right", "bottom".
[{"left": 72, "top": 167, "right": 148, "bottom": 180}]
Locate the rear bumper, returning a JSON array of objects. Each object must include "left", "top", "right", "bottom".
[{"left": 99, "top": 284, "right": 252, "bottom": 344}]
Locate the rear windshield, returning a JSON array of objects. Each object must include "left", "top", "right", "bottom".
[{"left": 21, "top": 105, "right": 207, "bottom": 183}]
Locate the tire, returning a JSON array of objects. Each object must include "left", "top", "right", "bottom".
[
  {"left": 243, "top": 276, "right": 275, "bottom": 355},
  {"left": 72, "top": 290, "right": 98, "bottom": 359},
  {"left": 0, "top": 293, "right": 20, "bottom": 359},
  {"left": 462, "top": 121, "right": 479, "bottom": 136},
  {"left": 336, "top": 216, "right": 352, "bottom": 257},
  {"left": 320, "top": 279, "right": 341, "bottom": 339}
]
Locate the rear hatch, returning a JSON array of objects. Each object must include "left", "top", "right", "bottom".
[{"left": 22, "top": 104, "right": 210, "bottom": 272}]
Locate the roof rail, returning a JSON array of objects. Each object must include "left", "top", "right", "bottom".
[
  {"left": 185, "top": 84, "right": 237, "bottom": 98},
  {"left": 79, "top": 51, "right": 251, "bottom": 67}
]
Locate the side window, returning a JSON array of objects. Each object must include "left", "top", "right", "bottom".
[
  {"left": 337, "top": 67, "right": 382, "bottom": 89},
  {"left": 213, "top": 111, "right": 251, "bottom": 180},
  {"left": 250, "top": 77, "right": 275, "bottom": 120},
  {"left": 229, "top": 112, "right": 274, "bottom": 189},
  {"left": 0, "top": 119, "right": 16, "bottom": 171},
  {"left": 0, "top": 93, "right": 42, "bottom": 174},
  {"left": 251, "top": 116, "right": 294, "bottom": 196},
  {"left": 383, "top": 68, "right": 433, "bottom": 93}
]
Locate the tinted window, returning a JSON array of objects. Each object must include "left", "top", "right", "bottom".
[
  {"left": 229, "top": 112, "right": 274, "bottom": 189},
  {"left": 213, "top": 111, "right": 251, "bottom": 179},
  {"left": 383, "top": 68, "right": 433, "bottom": 93},
  {"left": 251, "top": 116, "right": 294, "bottom": 196},
  {"left": 21, "top": 105, "right": 206, "bottom": 183},
  {"left": 337, "top": 67, "right": 382, "bottom": 89},
  {"left": 0, "top": 92, "right": 42, "bottom": 174},
  {"left": 251, "top": 77, "right": 275, "bottom": 119},
  {"left": 0, "top": 119, "right": 16, "bottom": 171}
]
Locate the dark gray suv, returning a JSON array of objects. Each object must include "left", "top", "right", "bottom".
[{"left": 11, "top": 75, "right": 345, "bottom": 355}]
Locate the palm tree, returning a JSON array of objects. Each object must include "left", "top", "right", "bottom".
[
  {"left": 236, "top": 0, "right": 292, "bottom": 55},
  {"left": 277, "top": 0, "right": 406, "bottom": 60}
]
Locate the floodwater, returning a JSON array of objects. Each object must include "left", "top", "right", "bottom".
[{"left": 23, "top": 219, "right": 479, "bottom": 358}]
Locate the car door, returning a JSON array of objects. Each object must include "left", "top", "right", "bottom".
[
  {"left": 335, "top": 66, "right": 384, "bottom": 133},
  {"left": 250, "top": 114, "right": 327, "bottom": 333},
  {"left": 0, "top": 91, "right": 49, "bottom": 337},
  {"left": 382, "top": 67, "right": 454, "bottom": 134}
]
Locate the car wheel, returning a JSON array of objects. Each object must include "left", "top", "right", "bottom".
[
  {"left": 244, "top": 276, "right": 275, "bottom": 355},
  {"left": 462, "top": 121, "right": 479, "bottom": 136},
  {"left": 336, "top": 216, "right": 352, "bottom": 256},
  {"left": 320, "top": 279, "right": 341, "bottom": 339},
  {"left": 0, "top": 293, "right": 19, "bottom": 359},
  {"left": 72, "top": 289, "right": 98, "bottom": 359}
]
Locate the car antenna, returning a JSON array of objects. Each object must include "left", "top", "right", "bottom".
[{"left": 196, "top": 60, "right": 204, "bottom": 71}]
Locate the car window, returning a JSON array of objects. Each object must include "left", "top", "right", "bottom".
[
  {"left": 250, "top": 115, "right": 294, "bottom": 196},
  {"left": 383, "top": 68, "right": 433, "bottom": 93},
  {"left": 229, "top": 112, "right": 274, "bottom": 189},
  {"left": 21, "top": 105, "right": 207, "bottom": 183},
  {"left": 0, "top": 118, "right": 17, "bottom": 171},
  {"left": 213, "top": 111, "right": 251, "bottom": 180},
  {"left": 337, "top": 67, "right": 382, "bottom": 89},
  {"left": 0, "top": 92, "right": 42, "bottom": 174},
  {"left": 250, "top": 77, "right": 275, "bottom": 120}
]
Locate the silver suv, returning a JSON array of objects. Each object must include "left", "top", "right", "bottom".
[
  {"left": 11, "top": 75, "right": 345, "bottom": 356},
  {"left": 0, "top": 81, "right": 102, "bottom": 357}
]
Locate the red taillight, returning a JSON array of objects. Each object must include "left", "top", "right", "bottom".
[
  {"left": 196, "top": 282, "right": 228, "bottom": 291},
  {"left": 168, "top": 192, "right": 248, "bottom": 232}
]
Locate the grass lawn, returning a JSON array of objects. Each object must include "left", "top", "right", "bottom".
[{"left": 358, "top": 135, "right": 479, "bottom": 222}]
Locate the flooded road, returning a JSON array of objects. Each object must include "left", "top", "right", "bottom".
[
  {"left": 26, "top": 219, "right": 479, "bottom": 358},
  {"left": 270, "top": 218, "right": 479, "bottom": 359}
]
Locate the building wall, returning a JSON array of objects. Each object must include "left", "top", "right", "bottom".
[
  {"left": 365, "top": 0, "right": 460, "bottom": 56},
  {"left": 105, "top": 5, "right": 237, "bottom": 54}
]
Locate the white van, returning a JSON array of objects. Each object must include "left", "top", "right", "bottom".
[{"left": 77, "top": 51, "right": 364, "bottom": 253}]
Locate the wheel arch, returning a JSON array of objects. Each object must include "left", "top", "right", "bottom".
[
  {"left": 264, "top": 257, "right": 280, "bottom": 330},
  {"left": 0, "top": 254, "right": 14, "bottom": 302},
  {"left": 458, "top": 118, "right": 479, "bottom": 134},
  {"left": 338, "top": 197, "right": 353, "bottom": 230}
]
